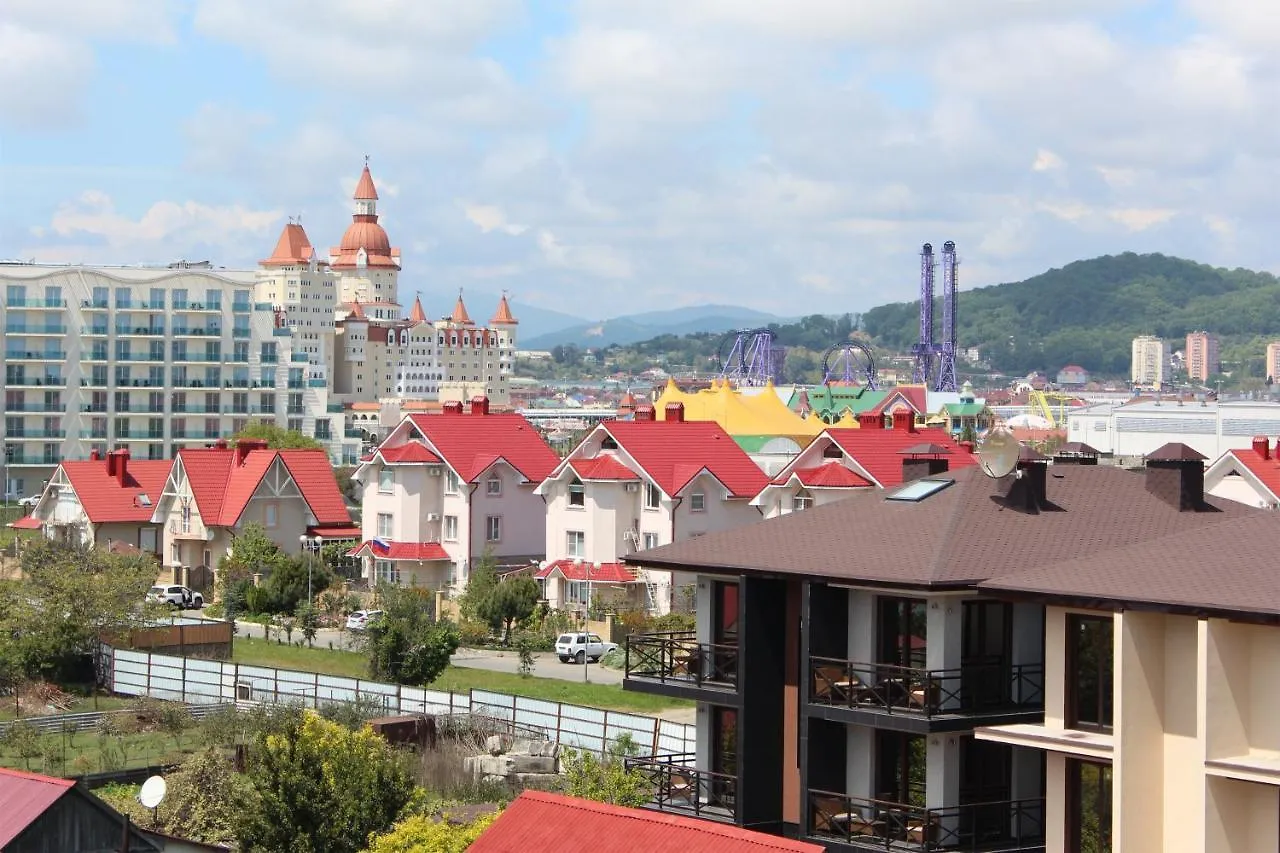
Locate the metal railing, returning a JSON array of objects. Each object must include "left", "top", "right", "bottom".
[
  {"left": 808, "top": 789, "right": 1045, "bottom": 851},
  {"left": 809, "top": 657, "right": 1044, "bottom": 717},
  {"left": 625, "top": 753, "right": 737, "bottom": 822},
  {"left": 625, "top": 631, "right": 739, "bottom": 690}
]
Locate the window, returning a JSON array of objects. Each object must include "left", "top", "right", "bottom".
[
  {"left": 486, "top": 474, "right": 502, "bottom": 496},
  {"left": 568, "top": 477, "right": 585, "bottom": 507},
  {"left": 264, "top": 504, "right": 277, "bottom": 528},
  {"left": 793, "top": 488, "right": 813, "bottom": 511},
  {"left": 566, "top": 530, "right": 585, "bottom": 557},
  {"left": 644, "top": 482, "right": 661, "bottom": 510},
  {"left": 444, "top": 515, "right": 458, "bottom": 541},
  {"left": 565, "top": 581, "right": 590, "bottom": 605},
  {"left": 1067, "top": 760, "right": 1112, "bottom": 852},
  {"left": 378, "top": 468, "right": 394, "bottom": 494},
  {"left": 374, "top": 559, "right": 400, "bottom": 586},
  {"left": 690, "top": 492, "right": 706, "bottom": 512},
  {"left": 642, "top": 532, "right": 659, "bottom": 550},
  {"left": 486, "top": 515, "right": 501, "bottom": 542},
  {"left": 377, "top": 513, "right": 393, "bottom": 539},
  {"left": 445, "top": 469, "right": 461, "bottom": 494},
  {"left": 1067, "top": 614, "right": 1114, "bottom": 732}
]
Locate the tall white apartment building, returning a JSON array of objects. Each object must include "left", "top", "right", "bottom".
[
  {"left": 1131, "top": 335, "right": 1171, "bottom": 387},
  {"left": 0, "top": 262, "right": 359, "bottom": 500}
]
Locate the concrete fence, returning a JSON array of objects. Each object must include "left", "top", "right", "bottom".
[{"left": 99, "top": 645, "right": 694, "bottom": 757}]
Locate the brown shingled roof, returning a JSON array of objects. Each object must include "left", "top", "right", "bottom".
[
  {"left": 628, "top": 464, "right": 1262, "bottom": 598},
  {"left": 1146, "top": 442, "right": 1207, "bottom": 461}
]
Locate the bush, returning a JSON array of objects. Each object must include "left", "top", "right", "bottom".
[
  {"left": 457, "top": 619, "right": 491, "bottom": 647},
  {"left": 598, "top": 648, "right": 625, "bottom": 670},
  {"left": 201, "top": 602, "right": 224, "bottom": 619}
]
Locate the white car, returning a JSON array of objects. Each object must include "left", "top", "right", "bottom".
[
  {"left": 146, "top": 585, "right": 204, "bottom": 610},
  {"left": 556, "top": 632, "right": 617, "bottom": 664},
  {"left": 345, "top": 609, "right": 385, "bottom": 631}
]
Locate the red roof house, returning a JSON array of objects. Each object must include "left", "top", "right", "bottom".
[
  {"left": 1205, "top": 436, "right": 1280, "bottom": 508},
  {"left": 470, "top": 790, "right": 823, "bottom": 853}
]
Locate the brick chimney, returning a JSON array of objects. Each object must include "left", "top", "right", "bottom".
[
  {"left": 664, "top": 402, "right": 685, "bottom": 423},
  {"left": 107, "top": 448, "right": 129, "bottom": 486},
  {"left": 1006, "top": 446, "right": 1050, "bottom": 510},
  {"left": 470, "top": 396, "right": 490, "bottom": 416},
  {"left": 443, "top": 401, "right": 464, "bottom": 415},
  {"left": 1253, "top": 435, "right": 1271, "bottom": 460},
  {"left": 856, "top": 413, "right": 882, "bottom": 430},
  {"left": 899, "top": 444, "right": 951, "bottom": 483},
  {"left": 89, "top": 449, "right": 101, "bottom": 462},
  {"left": 1144, "top": 442, "right": 1208, "bottom": 511},
  {"left": 892, "top": 410, "right": 916, "bottom": 433},
  {"left": 235, "top": 438, "right": 269, "bottom": 467},
  {"left": 634, "top": 404, "right": 656, "bottom": 422}
]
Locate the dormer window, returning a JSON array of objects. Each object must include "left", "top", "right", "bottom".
[
  {"left": 601, "top": 436, "right": 618, "bottom": 450},
  {"left": 486, "top": 474, "right": 502, "bottom": 496},
  {"left": 568, "top": 477, "right": 585, "bottom": 507},
  {"left": 690, "top": 492, "right": 706, "bottom": 512},
  {"left": 823, "top": 444, "right": 844, "bottom": 459},
  {"left": 793, "top": 489, "right": 813, "bottom": 511}
]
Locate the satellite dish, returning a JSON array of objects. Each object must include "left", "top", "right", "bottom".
[
  {"left": 977, "top": 426, "right": 1019, "bottom": 478},
  {"left": 138, "top": 775, "right": 167, "bottom": 809}
]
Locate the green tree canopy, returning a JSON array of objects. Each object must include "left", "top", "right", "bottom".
[
  {"left": 476, "top": 576, "right": 540, "bottom": 644},
  {"left": 362, "top": 811, "right": 499, "bottom": 853},
  {"left": 560, "top": 735, "right": 650, "bottom": 808},
  {"left": 232, "top": 420, "right": 324, "bottom": 451},
  {"left": 366, "top": 585, "right": 460, "bottom": 684},
  {"left": 235, "top": 711, "right": 415, "bottom": 853}
]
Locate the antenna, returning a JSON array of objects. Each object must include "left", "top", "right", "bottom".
[{"left": 138, "top": 774, "right": 167, "bottom": 827}]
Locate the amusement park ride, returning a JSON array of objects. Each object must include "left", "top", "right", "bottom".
[{"left": 717, "top": 241, "right": 961, "bottom": 391}]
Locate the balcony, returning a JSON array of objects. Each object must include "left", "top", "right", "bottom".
[
  {"left": 80, "top": 299, "right": 110, "bottom": 309},
  {"left": 7, "top": 298, "right": 66, "bottom": 308},
  {"left": 307, "top": 378, "right": 327, "bottom": 388},
  {"left": 172, "top": 326, "right": 221, "bottom": 337},
  {"left": 116, "top": 431, "right": 166, "bottom": 440},
  {"left": 86, "top": 325, "right": 109, "bottom": 336},
  {"left": 254, "top": 302, "right": 273, "bottom": 311},
  {"left": 115, "top": 325, "right": 165, "bottom": 336},
  {"left": 173, "top": 301, "right": 220, "bottom": 312},
  {"left": 327, "top": 403, "right": 344, "bottom": 413},
  {"left": 116, "top": 352, "right": 165, "bottom": 362},
  {"left": 5, "top": 351, "right": 65, "bottom": 361},
  {"left": 3, "top": 453, "right": 60, "bottom": 466},
  {"left": 232, "top": 302, "right": 251, "bottom": 313},
  {"left": 624, "top": 754, "right": 736, "bottom": 824},
  {"left": 273, "top": 327, "right": 292, "bottom": 337},
  {"left": 807, "top": 790, "right": 1045, "bottom": 852},
  {"left": 624, "top": 631, "right": 738, "bottom": 700},
  {"left": 6, "top": 324, "right": 67, "bottom": 335},
  {"left": 232, "top": 328, "right": 251, "bottom": 338},
  {"left": 10, "top": 404, "right": 64, "bottom": 413},
  {"left": 809, "top": 658, "right": 1044, "bottom": 728},
  {"left": 78, "top": 430, "right": 109, "bottom": 439},
  {"left": 5, "top": 429, "right": 65, "bottom": 439},
  {"left": 344, "top": 427, "right": 364, "bottom": 439},
  {"left": 7, "top": 376, "right": 64, "bottom": 388}
]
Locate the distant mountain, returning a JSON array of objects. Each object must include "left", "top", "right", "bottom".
[
  {"left": 861, "top": 252, "right": 1280, "bottom": 377},
  {"left": 522, "top": 304, "right": 784, "bottom": 350},
  {"left": 435, "top": 291, "right": 585, "bottom": 341}
]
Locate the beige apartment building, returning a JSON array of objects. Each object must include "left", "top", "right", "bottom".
[
  {"left": 1131, "top": 335, "right": 1171, "bottom": 387},
  {"left": 1185, "top": 330, "right": 1220, "bottom": 382},
  {"left": 1266, "top": 341, "right": 1280, "bottom": 383}
]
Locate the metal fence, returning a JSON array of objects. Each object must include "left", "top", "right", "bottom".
[
  {"left": 0, "top": 702, "right": 233, "bottom": 737},
  {"left": 100, "top": 645, "right": 694, "bottom": 757}
]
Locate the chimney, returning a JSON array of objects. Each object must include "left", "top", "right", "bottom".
[
  {"left": 892, "top": 411, "right": 916, "bottom": 432},
  {"left": 899, "top": 444, "right": 951, "bottom": 483},
  {"left": 215, "top": 438, "right": 229, "bottom": 449},
  {"left": 235, "top": 438, "right": 268, "bottom": 467},
  {"left": 470, "top": 396, "right": 490, "bottom": 416},
  {"left": 1052, "top": 442, "right": 1101, "bottom": 466},
  {"left": 1144, "top": 443, "right": 1208, "bottom": 511},
  {"left": 1253, "top": 435, "right": 1270, "bottom": 460},
  {"left": 109, "top": 448, "right": 130, "bottom": 487},
  {"left": 105, "top": 451, "right": 117, "bottom": 478},
  {"left": 664, "top": 402, "right": 685, "bottom": 423},
  {"left": 1009, "top": 447, "right": 1050, "bottom": 510},
  {"left": 856, "top": 413, "right": 882, "bottom": 430},
  {"left": 634, "top": 404, "right": 656, "bottom": 422},
  {"left": 443, "top": 401, "right": 464, "bottom": 415},
  {"left": 89, "top": 449, "right": 101, "bottom": 462}
]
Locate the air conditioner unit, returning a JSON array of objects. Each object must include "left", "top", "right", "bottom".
[
  {"left": 427, "top": 513, "right": 441, "bottom": 522},
  {"left": 623, "top": 482, "right": 640, "bottom": 493}
]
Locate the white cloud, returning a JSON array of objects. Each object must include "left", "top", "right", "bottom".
[
  {"left": 536, "top": 229, "right": 633, "bottom": 280},
  {"left": 1032, "top": 150, "right": 1066, "bottom": 172},
  {"left": 463, "top": 204, "right": 528, "bottom": 236}
]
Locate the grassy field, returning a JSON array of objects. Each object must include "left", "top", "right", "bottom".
[
  {"left": 0, "top": 694, "right": 138, "bottom": 722},
  {"left": 0, "top": 720, "right": 200, "bottom": 776},
  {"left": 232, "top": 636, "right": 690, "bottom": 714}
]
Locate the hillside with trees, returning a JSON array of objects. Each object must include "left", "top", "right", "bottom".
[{"left": 861, "top": 253, "right": 1280, "bottom": 379}]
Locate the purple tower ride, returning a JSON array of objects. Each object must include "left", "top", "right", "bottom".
[
  {"left": 910, "top": 243, "right": 936, "bottom": 385},
  {"left": 935, "top": 240, "right": 959, "bottom": 392}
]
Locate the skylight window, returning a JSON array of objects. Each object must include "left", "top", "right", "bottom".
[{"left": 886, "top": 477, "right": 954, "bottom": 503}]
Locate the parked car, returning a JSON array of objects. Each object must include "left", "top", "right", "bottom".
[
  {"left": 17, "top": 496, "right": 38, "bottom": 509},
  {"left": 146, "top": 585, "right": 204, "bottom": 610},
  {"left": 555, "top": 632, "right": 617, "bottom": 664},
  {"left": 345, "top": 609, "right": 385, "bottom": 631}
]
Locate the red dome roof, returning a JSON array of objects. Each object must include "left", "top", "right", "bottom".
[{"left": 339, "top": 218, "right": 391, "bottom": 255}]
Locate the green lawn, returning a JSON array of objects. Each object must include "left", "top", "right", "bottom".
[
  {"left": 0, "top": 724, "right": 199, "bottom": 776},
  {"left": 0, "top": 694, "right": 138, "bottom": 722},
  {"left": 232, "top": 636, "right": 690, "bottom": 714}
]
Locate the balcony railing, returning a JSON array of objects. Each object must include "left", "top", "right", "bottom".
[
  {"left": 624, "top": 754, "right": 736, "bottom": 823},
  {"left": 624, "top": 631, "right": 739, "bottom": 690},
  {"left": 808, "top": 789, "right": 1045, "bottom": 852},
  {"left": 809, "top": 658, "right": 1044, "bottom": 718},
  {"left": 8, "top": 377, "right": 64, "bottom": 387},
  {"left": 115, "top": 325, "right": 165, "bottom": 336},
  {"left": 5, "top": 351, "right": 65, "bottom": 361},
  {"left": 6, "top": 325, "right": 67, "bottom": 335}
]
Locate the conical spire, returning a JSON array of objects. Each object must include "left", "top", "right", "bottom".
[
  {"left": 451, "top": 290, "right": 473, "bottom": 325},
  {"left": 261, "top": 221, "right": 315, "bottom": 267},
  {"left": 354, "top": 161, "right": 379, "bottom": 200},
  {"left": 409, "top": 295, "right": 427, "bottom": 324},
  {"left": 349, "top": 298, "right": 366, "bottom": 320},
  {"left": 490, "top": 292, "right": 518, "bottom": 325}
]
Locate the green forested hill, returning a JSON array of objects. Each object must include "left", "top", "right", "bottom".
[{"left": 861, "top": 253, "right": 1280, "bottom": 377}]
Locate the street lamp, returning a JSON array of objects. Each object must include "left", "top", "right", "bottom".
[{"left": 299, "top": 535, "right": 323, "bottom": 603}]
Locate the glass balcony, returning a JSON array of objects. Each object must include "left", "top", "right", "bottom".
[
  {"left": 86, "top": 325, "right": 109, "bottom": 336},
  {"left": 326, "top": 403, "right": 344, "bottom": 413},
  {"left": 624, "top": 631, "right": 738, "bottom": 691},
  {"left": 78, "top": 430, "right": 109, "bottom": 439},
  {"left": 808, "top": 658, "right": 1044, "bottom": 719},
  {"left": 140, "top": 299, "right": 166, "bottom": 310},
  {"left": 232, "top": 301, "right": 251, "bottom": 313},
  {"left": 7, "top": 298, "right": 66, "bottom": 308},
  {"left": 80, "top": 299, "right": 110, "bottom": 309},
  {"left": 273, "top": 327, "right": 292, "bottom": 337},
  {"left": 5, "top": 351, "right": 65, "bottom": 361},
  {"left": 807, "top": 789, "right": 1045, "bottom": 852},
  {"left": 115, "top": 325, "right": 165, "bottom": 336},
  {"left": 6, "top": 324, "right": 67, "bottom": 335},
  {"left": 6, "top": 429, "right": 65, "bottom": 439},
  {"left": 10, "top": 403, "right": 63, "bottom": 413},
  {"left": 624, "top": 754, "right": 737, "bottom": 824},
  {"left": 344, "top": 427, "right": 363, "bottom": 438},
  {"left": 116, "top": 353, "right": 165, "bottom": 362},
  {"left": 116, "top": 431, "right": 166, "bottom": 440},
  {"left": 232, "top": 328, "right": 251, "bottom": 338},
  {"left": 7, "top": 376, "right": 64, "bottom": 387},
  {"left": 254, "top": 302, "right": 273, "bottom": 311},
  {"left": 307, "top": 378, "right": 327, "bottom": 388}
]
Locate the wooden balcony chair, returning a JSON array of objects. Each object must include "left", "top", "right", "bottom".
[
  {"left": 665, "top": 770, "right": 695, "bottom": 806},
  {"left": 813, "top": 664, "right": 858, "bottom": 703}
]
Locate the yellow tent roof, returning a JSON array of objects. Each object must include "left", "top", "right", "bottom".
[{"left": 655, "top": 379, "right": 825, "bottom": 442}]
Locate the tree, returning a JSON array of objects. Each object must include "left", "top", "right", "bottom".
[
  {"left": 232, "top": 420, "right": 324, "bottom": 451},
  {"left": 476, "top": 576, "right": 540, "bottom": 644},
  {"left": 0, "top": 540, "right": 159, "bottom": 682},
  {"left": 365, "top": 585, "right": 460, "bottom": 685},
  {"left": 457, "top": 555, "right": 499, "bottom": 623},
  {"left": 363, "top": 811, "right": 500, "bottom": 853},
  {"left": 236, "top": 712, "right": 415, "bottom": 853},
  {"left": 218, "top": 524, "right": 332, "bottom": 614},
  {"left": 560, "top": 735, "right": 651, "bottom": 808}
]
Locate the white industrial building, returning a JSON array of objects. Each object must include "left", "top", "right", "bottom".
[{"left": 1066, "top": 399, "right": 1280, "bottom": 461}]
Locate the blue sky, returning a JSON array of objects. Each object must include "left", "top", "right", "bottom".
[{"left": 3, "top": 0, "right": 1279, "bottom": 319}]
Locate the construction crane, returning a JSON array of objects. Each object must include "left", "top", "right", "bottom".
[{"left": 1028, "top": 390, "right": 1079, "bottom": 428}]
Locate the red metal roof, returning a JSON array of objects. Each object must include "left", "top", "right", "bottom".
[
  {"left": 178, "top": 447, "right": 352, "bottom": 528},
  {"left": 789, "top": 462, "right": 874, "bottom": 488},
  {"left": 1223, "top": 447, "right": 1280, "bottom": 500},
  {"left": 407, "top": 412, "right": 557, "bottom": 483},
  {"left": 570, "top": 456, "right": 640, "bottom": 481},
  {"left": 353, "top": 164, "right": 379, "bottom": 200},
  {"left": 599, "top": 421, "right": 768, "bottom": 498},
  {"left": 470, "top": 791, "right": 824, "bottom": 853},
  {"left": 261, "top": 221, "right": 316, "bottom": 267},
  {"left": 535, "top": 559, "right": 638, "bottom": 583},
  {"left": 824, "top": 426, "right": 976, "bottom": 487},
  {"left": 347, "top": 540, "right": 450, "bottom": 561},
  {"left": 308, "top": 525, "right": 363, "bottom": 539},
  {"left": 0, "top": 767, "right": 75, "bottom": 848},
  {"left": 376, "top": 441, "right": 442, "bottom": 465},
  {"left": 59, "top": 458, "right": 173, "bottom": 524},
  {"left": 8, "top": 515, "right": 42, "bottom": 529},
  {"left": 869, "top": 385, "right": 927, "bottom": 416}
]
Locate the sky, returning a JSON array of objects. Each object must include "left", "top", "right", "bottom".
[{"left": 3, "top": 0, "right": 1279, "bottom": 320}]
